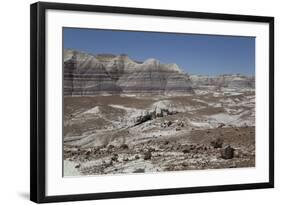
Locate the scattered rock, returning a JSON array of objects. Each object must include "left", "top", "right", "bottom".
[
  {"left": 190, "top": 145, "right": 196, "bottom": 150},
  {"left": 85, "top": 148, "right": 92, "bottom": 155},
  {"left": 182, "top": 148, "right": 190, "bottom": 154},
  {"left": 133, "top": 101, "right": 180, "bottom": 126},
  {"left": 148, "top": 147, "right": 156, "bottom": 152},
  {"left": 167, "top": 121, "right": 172, "bottom": 126},
  {"left": 193, "top": 154, "right": 199, "bottom": 159},
  {"left": 120, "top": 144, "right": 129, "bottom": 150},
  {"left": 144, "top": 151, "right": 152, "bottom": 160},
  {"left": 134, "top": 155, "right": 140, "bottom": 160},
  {"left": 182, "top": 162, "right": 189, "bottom": 167},
  {"left": 107, "top": 144, "right": 115, "bottom": 149},
  {"left": 133, "top": 168, "right": 145, "bottom": 173},
  {"left": 218, "top": 123, "right": 225, "bottom": 128},
  {"left": 234, "top": 149, "right": 242, "bottom": 158},
  {"left": 210, "top": 137, "right": 224, "bottom": 148},
  {"left": 161, "top": 120, "right": 172, "bottom": 128},
  {"left": 134, "top": 111, "right": 152, "bottom": 126},
  {"left": 111, "top": 154, "right": 118, "bottom": 162},
  {"left": 221, "top": 145, "right": 235, "bottom": 159},
  {"left": 168, "top": 107, "right": 178, "bottom": 115},
  {"left": 155, "top": 107, "right": 163, "bottom": 117},
  {"left": 177, "top": 121, "right": 184, "bottom": 127},
  {"left": 106, "top": 145, "right": 115, "bottom": 152},
  {"left": 123, "top": 157, "right": 129, "bottom": 161}
]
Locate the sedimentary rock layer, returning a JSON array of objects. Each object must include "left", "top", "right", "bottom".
[
  {"left": 64, "top": 50, "right": 194, "bottom": 96},
  {"left": 190, "top": 74, "right": 255, "bottom": 89}
]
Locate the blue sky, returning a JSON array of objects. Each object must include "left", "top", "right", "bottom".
[{"left": 63, "top": 27, "right": 255, "bottom": 76}]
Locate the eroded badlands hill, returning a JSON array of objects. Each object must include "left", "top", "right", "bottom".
[
  {"left": 63, "top": 50, "right": 256, "bottom": 176},
  {"left": 64, "top": 50, "right": 194, "bottom": 95},
  {"left": 190, "top": 74, "right": 255, "bottom": 89}
]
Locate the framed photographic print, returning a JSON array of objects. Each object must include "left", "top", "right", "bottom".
[{"left": 30, "top": 1, "right": 274, "bottom": 203}]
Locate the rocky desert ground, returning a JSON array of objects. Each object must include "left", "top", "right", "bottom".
[{"left": 63, "top": 50, "right": 255, "bottom": 176}]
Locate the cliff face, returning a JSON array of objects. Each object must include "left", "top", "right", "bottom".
[
  {"left": 117, "top": 59, "right": 193, "bottom": 94},
  {"left": 64, "top": 51, "right": 122, "bottom": 95},
  {"left": 64, "top": 50, "right": 254, "bottom": 96},
  {"left": 190, "top": 74, "right": 255, "bottom": 89},
  {"left": 64, "top": 50, "right": 194, "bottom": 96}
]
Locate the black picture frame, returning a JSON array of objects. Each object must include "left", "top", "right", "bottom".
[{"left": 30, "top": 1, "right": 274, "bottom": 203}]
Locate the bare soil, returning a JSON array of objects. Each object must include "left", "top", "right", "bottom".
[{"left": 63, "top": 90, "right": 255, "bottom": 176}]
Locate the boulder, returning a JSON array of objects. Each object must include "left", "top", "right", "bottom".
[
  {"left": 144, "top": 151, "right": 152, "bottom": 160},
  {"left": 120, "top": 144, "right": 129, "bottom": 150},
  {"left": 111, "top": 153, "right": 118, "bottom": 162},
  {"left": 161, "top": 120, "right": 172, "bottom": 128},
  {"left": 176, "top": 127, "right": 181, "bottom": 131},
  {"left": 107, "top": 144, "right": 115, "bottom": 152},
  {"left": 134, "top": 111, "right": 152, "bottom": 126},
  {"left": 155, "top": 107, "right": 162, "bottom": 117},
  {"left": 182, "top": 148, "right": 190, "bottom": 154},
  {"left": 221, "top": 145, "right": 234, "bottom": 159},
  {"left": 177, "top": 121, "right": 184, "bottom": 127}
]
